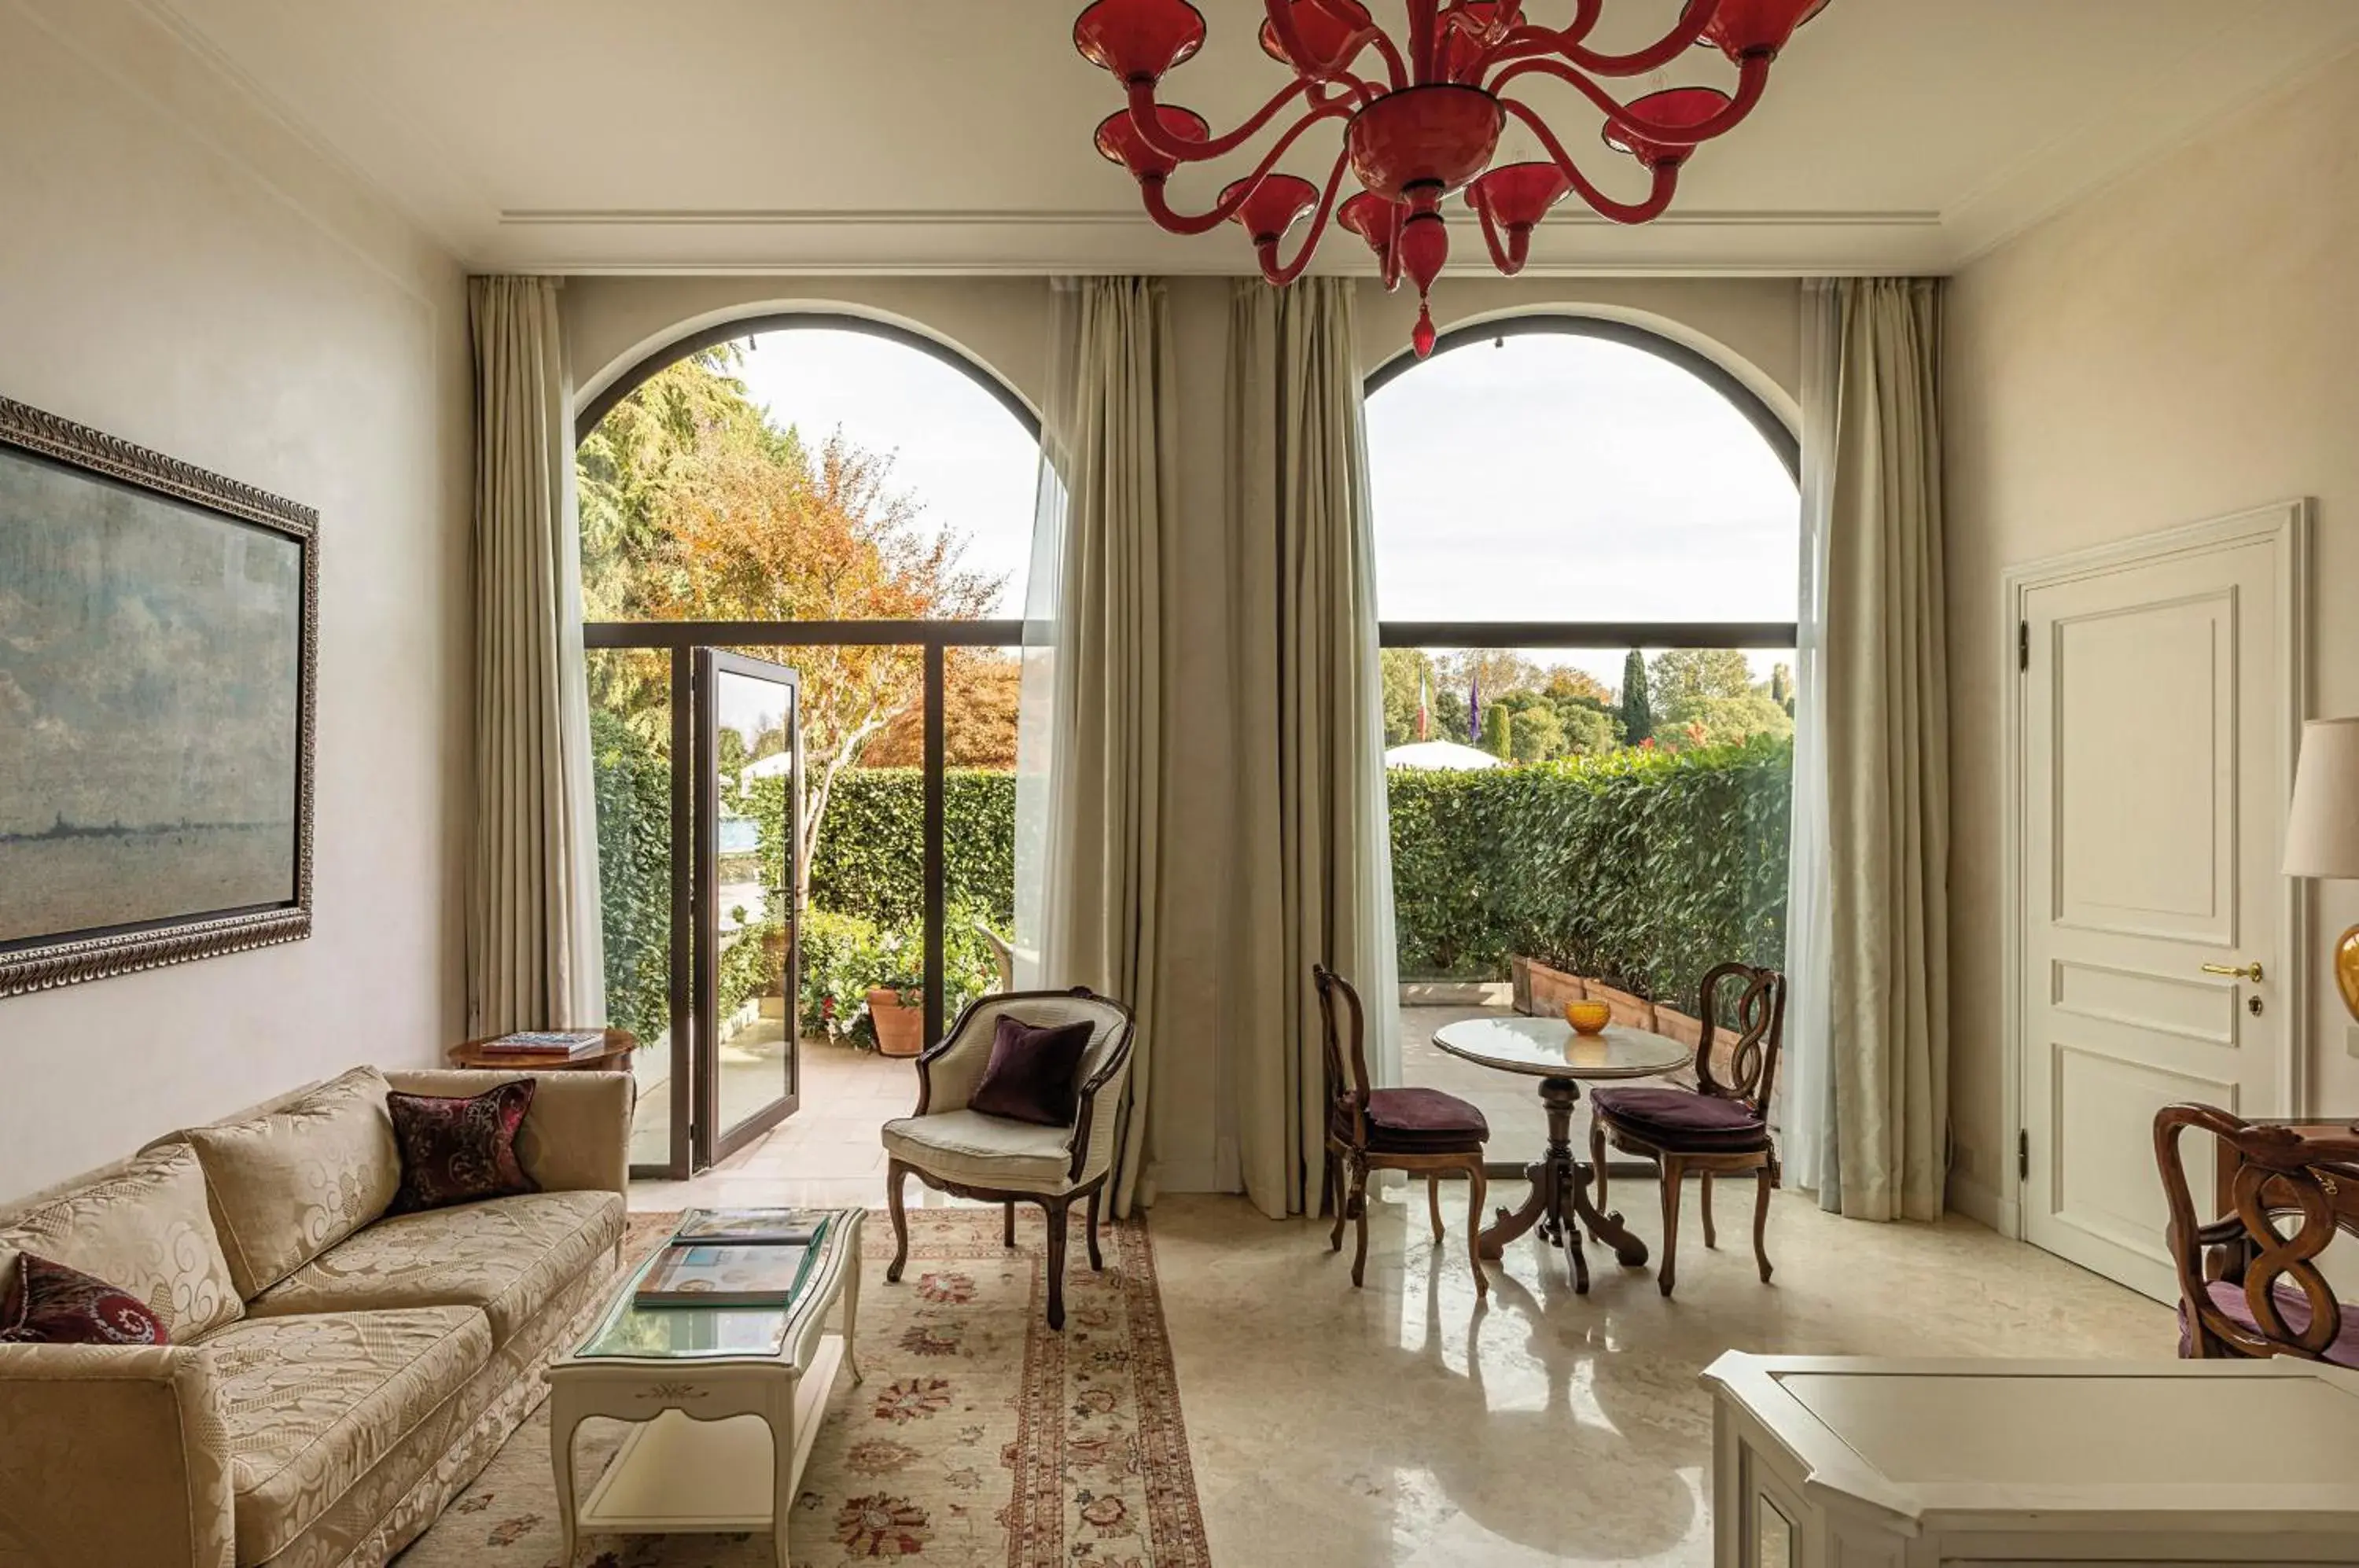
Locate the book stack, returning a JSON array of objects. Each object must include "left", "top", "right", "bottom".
[
  {"left": 475, "top": 1029, "right": 609, "bottom": 1062},
  {"left": 634, "top": 1209, "right": 829, "bottom": 1309}
]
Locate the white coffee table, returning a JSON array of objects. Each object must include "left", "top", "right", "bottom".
[{"left": 545, "top": 1209, "right": 863, "bottom": 1568}]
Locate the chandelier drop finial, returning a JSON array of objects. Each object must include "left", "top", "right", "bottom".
[{"left": 1075, "top": 0, "right": 1827, "bottom": 355}]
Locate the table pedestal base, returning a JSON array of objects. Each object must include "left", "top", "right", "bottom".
[{"left": 1477, "top": 1074, "right": 1650, "bottom": 1291}]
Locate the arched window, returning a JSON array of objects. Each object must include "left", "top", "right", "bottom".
[
  {"left": 1370, "top": 318, "right": 1799, "bottom": 1133},
  {"left": 576, "top": 316, "right": 1036, "bottom": 1175}
]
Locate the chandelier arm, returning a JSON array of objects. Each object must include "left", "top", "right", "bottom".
[
  {"left": 1500, "top": 97, "right": 1680, "bottom": 224},
  {"left": 1257, "top": 145, "right": 1354, "bottom": 287},
  {"left": 1486, "top": 0, "right": 1713, "bottom": 78},
  {"left": 1123, "top": 75, "right": 1316, "bottom": 164},
  {"left": 1136, "top": 105, "right": 1352, "bottom": 236},
  {"left": 1491, "top": 53, "right": 1770, "bottom": 146},
  {"left": 1305, "top": 0, "right": 1409, "bottom": 87},
  {"left": 1474, "top": 0, "right": 1603, "bottom": 79},
  {"left": 1261, "top": 0, "right": 1405, "bottom": 91},
  {"left": 1469, "top": 192, "right": 1523, "bottom": 275}
]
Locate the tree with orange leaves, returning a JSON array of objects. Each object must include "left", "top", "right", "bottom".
[{"left": 578, "top": 349, "right": 1001, "bottom": 898}]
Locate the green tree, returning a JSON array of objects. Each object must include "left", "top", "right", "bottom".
[
  {"left": 1379, "top": 648, "right": 1437, "bottom": 746},
  {"left": 1648, "top": 647, "right": 1755, "bottom": 723},
  {"left": 1618, "top": 649, "right": 1653, "bottom": 745},
  {"left": 1507, "top": 704, "right": 1564, "bottom": 764},
  {"left": 1481, "top": 702, "right": 1514, "bottom": 760},
  {"left": 1673, "top": 692, "right": 1795, "bottom": 748},
  {"left": 1770, "top": 661, "right": 1794, "bottom": 714}
]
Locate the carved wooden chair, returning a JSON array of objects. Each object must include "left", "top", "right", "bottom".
[
  {"left": 1590, "top": 962, "right": 1786, "bottom": 1297},
  {"left": 881, "top": 986, "right": 1135, "bottom": 1331},
  {"left": 1313, "top": 965, "right": 1489, "bottom": 1298},
  {"left": 2155, "top": 1103, "right": 2359, "bottom": 1367}
]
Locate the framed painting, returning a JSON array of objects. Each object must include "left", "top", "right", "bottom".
[{"left": 0, "top": 396, "right": 318, "bottom": 997}]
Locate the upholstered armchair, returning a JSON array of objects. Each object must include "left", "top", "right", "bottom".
[{"left": 881, "top": 987, "right": 1135, "bottom": 1330}]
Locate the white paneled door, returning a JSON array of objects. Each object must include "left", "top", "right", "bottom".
[{"left": 2015, "top": 509, "right": 2305, "bottom": 1301}]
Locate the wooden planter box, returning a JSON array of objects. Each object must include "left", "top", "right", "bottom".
[
  {"left": 1587, "top": 981, "right": 1656, "bottom": 1033},
  {"left": 1511, "top": 955, "right": 1587, "bottom": 1018}
]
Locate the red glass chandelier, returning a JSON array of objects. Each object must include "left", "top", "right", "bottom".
[{"left": 1075, "top": 0, "right": 1827, "bottom": 355}]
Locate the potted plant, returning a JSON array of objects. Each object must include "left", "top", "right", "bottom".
[{"left": 865, "top": 969, "right": 926, "bottom": 1058}]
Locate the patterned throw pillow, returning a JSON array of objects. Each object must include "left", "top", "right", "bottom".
[
  {"left": 384, "top": 1080, "right": 539, "bottom": 1213},
  {"left": 0, "top": 1253, "right": 170, "bottom": 1345}
]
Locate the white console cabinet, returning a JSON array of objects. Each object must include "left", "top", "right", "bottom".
[{"left": 1702, "top": 1355, "right": 2359, "bottom": 1566}]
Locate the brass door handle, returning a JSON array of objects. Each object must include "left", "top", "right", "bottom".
[{"left": 2201, "top": 962, "right": 2264, "bottom": 983}]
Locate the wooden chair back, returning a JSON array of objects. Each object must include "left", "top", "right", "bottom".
[
  {"left": 2155, "top": 1102, "right": 2359, "bottom": 1362},
  {"left": 1312, "top": 964, "right": 1371, "bottom": 1151},
  {"left": 1694, "top": 962, "right": 1787, "bottom": 1116}
]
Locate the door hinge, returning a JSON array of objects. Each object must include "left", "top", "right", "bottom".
[
  {"left": 2018, "top": 1128, "right": 2030, "bottom": 1181},
  {"left": 2018, "top": 620, "right": 2030, "bottom": 672}
]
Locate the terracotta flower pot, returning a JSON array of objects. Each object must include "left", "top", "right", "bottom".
[{"left": 867, "top": 987, "right": 925, "bottom": 1058}]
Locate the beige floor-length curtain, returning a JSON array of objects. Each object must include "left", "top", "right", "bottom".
[
  {"left": 466, "top": 275, "right": 604, "bottom": 1036},
  {"left": 1015, "top": 277, "right": 1179, "bottom": 1217},
  {"left": 1226, "top": 278, "right": 1400, "bottom": 1221},
  {"left": 1816, "top": 276, "right": 1950, "bottom": 1221}
]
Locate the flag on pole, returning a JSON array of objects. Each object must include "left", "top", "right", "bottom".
[
  {"left": 1467, "top": 670, "right": 1481, "bottom": 743},
  {"left": 1416, "top": 670, "right": 1430, "bottom": 742}
]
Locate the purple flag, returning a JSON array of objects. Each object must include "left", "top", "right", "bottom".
[{"left": 1467, "top": 669, "right": 1481, "bottom": 743}]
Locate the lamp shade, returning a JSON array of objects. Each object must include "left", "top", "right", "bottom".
[{"left": 2283, "top": 717, "right": 2359, "bottom": 878}]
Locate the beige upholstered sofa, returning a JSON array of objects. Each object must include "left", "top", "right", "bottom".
[{"left": 0, "top": 1065, "right": 633, "bottom": 1568}]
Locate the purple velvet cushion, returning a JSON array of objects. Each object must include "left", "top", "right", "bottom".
[
  {"left": 385, "top": 1079, "right": 539, "bottom": 1213},
  {"left": 1338, "top": 1087, "right": 1489, "bottom": 1153},
  {"left": 1591, "top": 1084, "right": 1768, "bottom": 1149},
  {"left": 2182, "top": 1278, "right": 2359, "bottom": 1368},
  {"left": 970, "top": 1014, "right": 1097, "bottom": 1128},
  {"left": 0, "top": 1253, "right": 169, "bottom": 1345}
]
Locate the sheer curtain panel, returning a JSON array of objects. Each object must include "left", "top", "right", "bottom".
[{"left": 1012, "top": 278, "right": 1180, "bottom": 1216}]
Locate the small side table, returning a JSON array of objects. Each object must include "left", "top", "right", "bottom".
[{"left": 447, "top": 1027, "right": 637, "bottom": 1073}]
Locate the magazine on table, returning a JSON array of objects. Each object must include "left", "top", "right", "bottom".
[
  {"left": 672, "top": 1207, "right": 826, "bottom": 1246},
  {"left": 634, "top": 1241, "right": 823, "bottom": 1309},
  {"left": 477, "top": 1029, "right": 606, "bottom": 1058}
]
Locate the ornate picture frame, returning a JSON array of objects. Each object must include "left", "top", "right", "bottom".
[{"left": 0, "top": 396, "right": 318, "bottom": 998}]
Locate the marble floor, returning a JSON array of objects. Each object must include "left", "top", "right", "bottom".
[{"left": 628, "top": 1143, "right": 2173, "bottom": 1565}]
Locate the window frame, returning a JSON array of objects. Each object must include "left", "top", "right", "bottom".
[{"left": 577, "top": 313, "right": 1036, "bottom": 1176}]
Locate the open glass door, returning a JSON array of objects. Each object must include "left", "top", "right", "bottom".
[{"left": 694, "top": 650, "right": 801, "bottom": 1164}]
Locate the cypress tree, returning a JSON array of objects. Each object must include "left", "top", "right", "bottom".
[
  {"left": 1618, "top": 649, "right": 1653, "bottom": 745},
  {"left": 1481, "top": 703, "right": 1514, "bottom": 760}
]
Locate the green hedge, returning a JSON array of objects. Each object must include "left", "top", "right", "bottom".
[
  {"left": 594, "top": 731, "right": 1790, "bottom": 1038},
  {"left": 743, "top": 769, "right": 1015, "bottom": 929},
  {"left": 1387, "top": 735, "right": 1791, "bottom": 1006}
]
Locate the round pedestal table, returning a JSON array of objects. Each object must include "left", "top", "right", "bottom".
[{"left": 1431, "top": 1016, "right": 1690, "bottom": 1292}]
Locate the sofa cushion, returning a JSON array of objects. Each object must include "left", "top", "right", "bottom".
[
  {"left": 385, "top": 1079, "right": 538, "bottom": 1214},
  {"left": 0, "top": 1252, "right": 169, "bottom": 1345},
  {"left": 201, "top": 1305, "right": 490, "bottom": 1567},
  {"left": 0, "top": 1142, "right": 242, "bottom": 1340},
  {"left": 247, "top": 1190, "right": 622, "bottom": 1348},
  {"left": 181, "top": 1066, "right": 403, "bottom": 1299},
  {"left": 883, "top": 1109, "right": 1076, "bottom": 1192}
]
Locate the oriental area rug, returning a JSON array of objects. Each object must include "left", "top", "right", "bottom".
[{"left": 396, "top": 1207, "right": 1209, "bottom": 1568}]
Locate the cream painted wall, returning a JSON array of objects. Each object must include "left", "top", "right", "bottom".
[
  {"left": 559, "top": 271, "right": 1798, "bottom": 1197},
  {"left": 0, "top": 1, "right": 471, "bottom": 1195},
  {"left": 1944, "top": 56, "right": 2359, "bottom": 1225}
]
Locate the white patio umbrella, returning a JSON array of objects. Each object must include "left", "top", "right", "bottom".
[{"left": 1383, "top": 739, "right": 1503, "bottom": 771}]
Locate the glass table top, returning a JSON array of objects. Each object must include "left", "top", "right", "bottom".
[
  {"left": 574, "top": 1209, "right": 855, "bottom": 1361},
  {"left": 1430, "top": 1018, "right": 1691, "bottom": 1080}
]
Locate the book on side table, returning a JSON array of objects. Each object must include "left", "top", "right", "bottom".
[{"left": 476, "top": 1029, "right": 609, "bottom": 1059}]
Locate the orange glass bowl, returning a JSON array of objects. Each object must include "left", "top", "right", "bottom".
[{"left": 1563, "top": 1000, "right": 1611, "bottom": 1036}]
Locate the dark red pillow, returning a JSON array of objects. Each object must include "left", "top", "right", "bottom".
[
  {"left": 968, "top": 1014, "right": 1097, "bottom": 1128},
  {"left": 0, "top": 1253, "right": 169, "bottom": 1345},
  {"left": 385, "top": 1079, "right": 539, "bottom": 1213}
]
